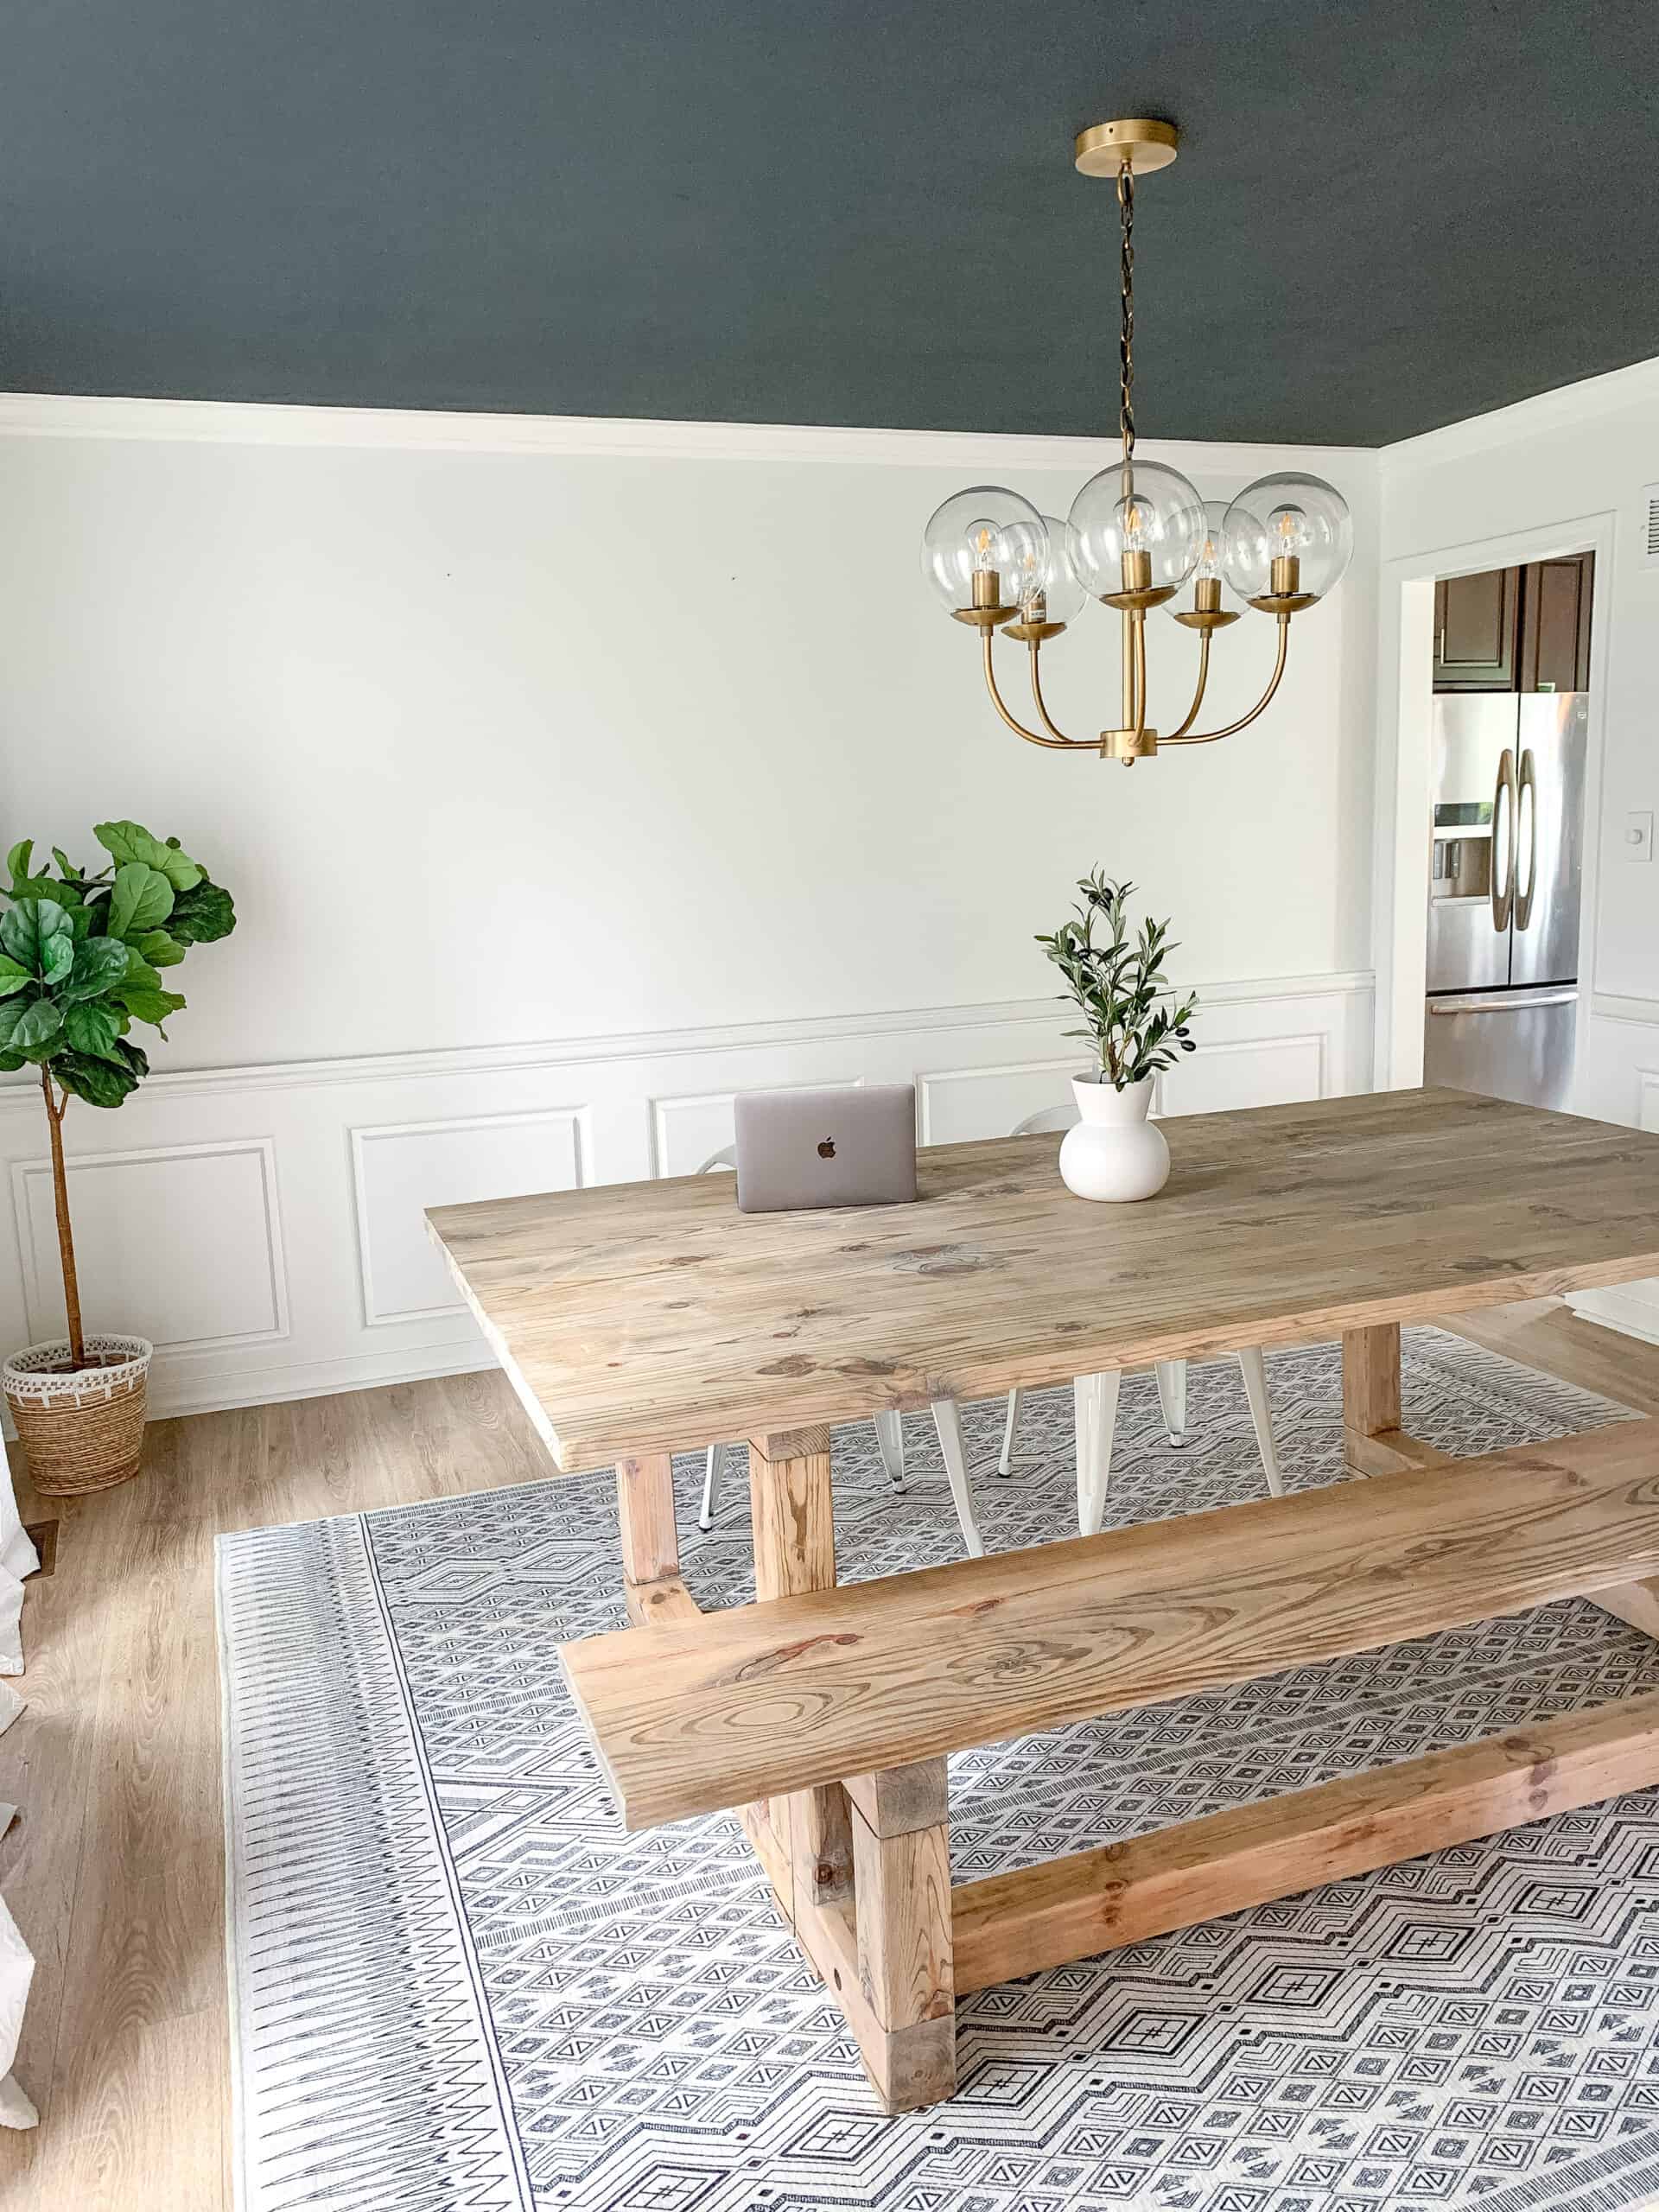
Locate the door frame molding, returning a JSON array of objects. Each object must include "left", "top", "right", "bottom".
[{"left": 1371, "top": 509, "right": 1617, "bottom": 1094}]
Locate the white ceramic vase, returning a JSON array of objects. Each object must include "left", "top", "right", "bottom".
[{"left": 1058, "top": 1073, "right": 1170, "bottom": 1203}]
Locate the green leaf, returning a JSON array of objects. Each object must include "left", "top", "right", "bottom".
[
  {"left": 54, "top": 1051, "right": 138, "bottom": 1109},
  {"left": 62, "top": 1001, "right": 127, "bottom": 1063},
  {"left": 0, "top": 897, "right": 73, "bottom": 979},
  {"left": 5, "top": 840, "right": 33, "bottom": 889},
  {"left": 6, "top": 872, "right": 81, "bottom": 908},
  {"left": 0, "top": 1050, "right": 24, "bottom": 1073},
  {"left": 51, "top": 848, "right": 84, "bottom": 883},
  {"left": 94, "top": 822, "right": 201, "bottom": 893},
  {"left": 59, "top": 935, "right": 131, "bottom": 1005},
  {"left": 113, "top": 973, "right": 186, "bottom": 1033},
  {"left": 107, "top": 862, "right": 175, "bottom": 941},
  {"left": 167, "top": 877, "right": 235, "bottom": 944},
  {"left": 133, "top": 928, "right": 186, "bottom": 969},
  {"left": 0, "top": 955, "right": 29, "bottom": 1000},
  {"left": 0, "top": 997, "right": 62, "bottom": 1052}
]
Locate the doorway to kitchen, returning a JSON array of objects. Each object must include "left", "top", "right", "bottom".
[
  {"left": 1373, "top": 510, "right": 1615, "bottom": 1103},
  {"left": 1422, "top": 555, "right": 1593, "bottom": 1109}
]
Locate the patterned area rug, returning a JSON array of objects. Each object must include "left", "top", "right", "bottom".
[{"left": 217, "top": 1330, "right": 1659, "bottom": 2212}]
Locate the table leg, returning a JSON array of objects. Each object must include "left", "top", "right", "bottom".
[
  {"left": 1342, "top": 1323, "right": 1454, "bottom": 1478},
  {"left": 747, "top": 1426, "right": 854, "bottom": 1920},
  {"left": 615, "top": 1452, "right": 697, "bottom": 1624}
]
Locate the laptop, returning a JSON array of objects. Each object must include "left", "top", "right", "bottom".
[{"left": 733, "top": 1085, "right": 918, "bottom": 1213}]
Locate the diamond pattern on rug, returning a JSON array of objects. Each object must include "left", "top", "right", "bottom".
[{"left": 219, "top": 1329, "right": 1659, "bottom": 2212}]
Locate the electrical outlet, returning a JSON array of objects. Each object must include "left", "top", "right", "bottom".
[{"left": 1625, "top": 810, "right": 1654, "bottom": 862}]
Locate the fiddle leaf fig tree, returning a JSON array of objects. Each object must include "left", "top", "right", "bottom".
[{"left": 0, "top": 824, "right": 237, "bottom": 1369}]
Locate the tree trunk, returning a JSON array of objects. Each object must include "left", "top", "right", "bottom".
[{"left": 43, "top": 1068, "right": 85, "bottom": 1369}]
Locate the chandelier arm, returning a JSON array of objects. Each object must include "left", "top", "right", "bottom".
[
  {"left": 1162, "top": 615, "right": 1291, "bottom": 746},
  {"left": 1131, "top": 609, "right": 1148, "bottom": 736},
  {"left": 1026, "top": 642, "right": 1090, "bottom": 746},
  {"left": 981, "top": 629, "right": 1095, "bottom": 750},
  {"left": 1163, "top": 631, "right": 1213, "bottom": 741}
]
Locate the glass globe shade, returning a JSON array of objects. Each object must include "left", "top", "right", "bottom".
[
  {"left": 1066, "top": 457, "right": 1205, "bottom": 601},
  {"left": 919, "top": 486, "right": 1047, "bottom": 614},
  {"left": 1220, "top": 472, "right": 1353, "bottom": 605},
  {"left": 1009, "top": 515, "right": 1087, "bottom": 625}
]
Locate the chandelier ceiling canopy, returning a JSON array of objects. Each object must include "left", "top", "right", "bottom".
[{"left": 920, "top": 118, "right": 1354, "bottom": 765}]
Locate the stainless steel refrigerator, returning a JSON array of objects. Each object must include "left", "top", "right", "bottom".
[{"left": 1422, "top": 692, "right": 1586, "bottom": 1110}]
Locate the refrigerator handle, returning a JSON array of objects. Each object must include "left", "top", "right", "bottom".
[
  {"left": 1514, "top": 747, "right": 1537, "bottom": 931},
  {"left": 1491, "top": 745, "right": 1516, "bottom": 933}
]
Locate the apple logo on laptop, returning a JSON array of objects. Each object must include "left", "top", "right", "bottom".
[{"left": 817, "top": 1138, "right": 836, "bottom": 1159}]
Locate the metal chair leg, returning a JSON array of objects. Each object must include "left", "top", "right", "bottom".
[
  {"left": 997, "top": 1387, "right": 1021, "bottom": 1478},
  {"left": 930, "top": 1397, "right": 984, "bottom": 1558},
  {"left": 1154, "top": 1358, "right": 1188, "bottom": 1447},
  {"left": 698, "top": 1440, "right": 728, "bottom": 1532},
  {"left": 1236, "top": 1345, "right": 1283, "bottom": 1496},
  {"left": 872, "top": 1409, "right": 906, "bottom": 1493},
  {"left": 1075, "top": 1370, "right": 1122, "bottom": 1536}
]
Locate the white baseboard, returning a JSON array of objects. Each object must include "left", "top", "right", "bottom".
[{"left": 0, "top": 974, "right": 1375, "bottom": 1428}]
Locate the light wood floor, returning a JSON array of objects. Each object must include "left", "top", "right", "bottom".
[{"left": 2, "top": 1300, "right": 1658, "bottom": 2210}]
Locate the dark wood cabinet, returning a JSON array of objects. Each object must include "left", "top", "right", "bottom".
[
  {"left": 1432, "top": 553, "right": 1593, "bottom": 693},
  {"left": 1519, "top": 552, "right": 1594, "bottom": 693},
  {"left": 1433, "top": 566, "right": 1520, "bottom": 689}
]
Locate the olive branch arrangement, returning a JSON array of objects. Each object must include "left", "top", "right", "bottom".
[{"left": 1035, "top": 869, "right": 1198, "bottom": 1090}]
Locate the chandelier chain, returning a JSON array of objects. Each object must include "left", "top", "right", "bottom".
[{"left": 1117, "top": 157, "right": 1135, "bottom": 458}]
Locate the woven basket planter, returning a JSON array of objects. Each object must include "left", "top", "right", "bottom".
[{"left": 3, "top": 1335, "right": 152, "bottom": 1497}]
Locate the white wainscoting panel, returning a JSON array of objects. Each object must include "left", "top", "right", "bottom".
[
  {"left": 918, "top": 1059, "right": 1079, "bottom": 1146},
  {"left": 0, "top": 972, "right": 1373, "bottom": 1422},
  {"left": 352, "top": 1109, "right": 588, "bottom": 1326},
  {"left": 10, "top": 1136, "right": 288, "bottom": 1352},
  {"left": 1567, "top": 1049, "right": 1659, "bottom": 1345},
  {"left": 1159, "top": 1033, "right": 1326, "bottom": 1116}
]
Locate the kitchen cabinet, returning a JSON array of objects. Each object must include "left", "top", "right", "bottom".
[
  {"left": 1519, "top": 553, "right": 1594, "bottom": 693},
  {"left": 1433, "top": 567, "right": 1520, "bottom": 690},
  {"left": 1433, "top": 554, "right": 1593, "bottom": 693}
]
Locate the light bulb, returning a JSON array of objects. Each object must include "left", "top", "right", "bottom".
[
  {"left": 1118, "top": 495, "right": 1155, "bottom": 552},
  {"left": 966, "top": 519, "right": 1001, "bottom": 575},
  {"left": 1192, "top": 505, "right": 1225, "bottom": 584},
  {"left": 1011, "top": 535, "right": 1047, "bottom": 609},
  {"left": 1268, "top": 503, "right": 1313, "bottom": 556}
]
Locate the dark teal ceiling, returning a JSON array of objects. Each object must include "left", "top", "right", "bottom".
[{"left": 3, "top": 0, "right": 1656, "bottom": 444}]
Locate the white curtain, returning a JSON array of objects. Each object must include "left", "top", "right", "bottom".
[{"left": 0, "top": 1462, "right": 38, "bottom": 2128}]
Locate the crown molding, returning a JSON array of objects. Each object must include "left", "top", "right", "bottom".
[
  {"left": 0, "top": 389, "right": 1376, "bottom": 478},
  {"left": 1380, "top": 354, "right": 1659, "bottom": 473}
]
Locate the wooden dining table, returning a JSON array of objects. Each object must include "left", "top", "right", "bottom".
[{"left": 428, "top": 1084, "right": 1659, "bottom": 2098}]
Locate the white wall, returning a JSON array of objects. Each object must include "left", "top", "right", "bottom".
[
  {"left": 0, "top": 397, "right": 1378, "bottom": 1416},
  {"left": 1375, "top": 358, "right": 1659, "bottom": 1340}
]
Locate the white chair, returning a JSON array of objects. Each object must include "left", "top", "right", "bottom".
[
  {"left": 696, "top": 1109, "right": 1282, "bottom": 1561},
  {"left": 696, "top": 1147, "right": 911, "bottom": 1532},
  {"left": 995, "top": 1103, "right": 1282, "bottom": 1546}
]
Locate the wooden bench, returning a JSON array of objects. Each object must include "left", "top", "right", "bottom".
[{"left": 563, "top": 1417, "right": 1659, "bottom": 2113}]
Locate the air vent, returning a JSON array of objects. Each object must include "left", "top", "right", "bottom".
[{"left": 1645, "top": 483, "right": 1659, "bottom": 566}]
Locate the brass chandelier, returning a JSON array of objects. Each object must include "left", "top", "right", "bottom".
[{"left": 920, "top": 118, "right": 1353, "bottom": 764}]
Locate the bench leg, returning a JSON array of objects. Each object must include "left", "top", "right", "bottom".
[
  {"left": 747, "top": 1426, "right": 853, "bottom": 1919},
  {"left": 845, "top": 1759, "right": 955, "bottom": 2111}
]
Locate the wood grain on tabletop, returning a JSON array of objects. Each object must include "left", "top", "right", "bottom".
[{"left": 429, "top": 1088, "right": 1659, "bottom": 1472}]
